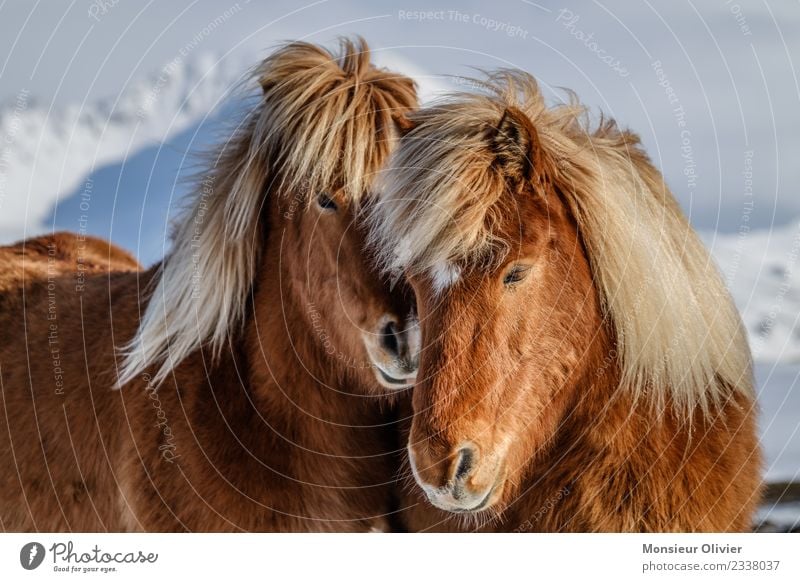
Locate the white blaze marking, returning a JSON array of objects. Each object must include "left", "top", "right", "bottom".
[{"left": 430, "top": 261, "right": 461, "bottom": 294}]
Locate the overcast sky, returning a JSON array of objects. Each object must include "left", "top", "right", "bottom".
[{"left": 1, "top": 0, "right": 798, "bottom": 233}]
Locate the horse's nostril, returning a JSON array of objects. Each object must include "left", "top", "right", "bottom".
[
  {"left": 454, "top": 446, "right": 475, "bottom": 481},
  {"left": 381, "top": 320, "right": 400, "bottom": 356}
]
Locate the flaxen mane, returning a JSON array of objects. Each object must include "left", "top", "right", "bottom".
[
  {"left": 370, "top": 70, "right": 751, "bottom": 413},
  {"left": 120, "top": 38, "right": 416, "bottom": 385}
]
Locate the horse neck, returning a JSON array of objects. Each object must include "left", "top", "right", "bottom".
[{"left": 531, "top": 323, "right": 686, "bottom": 493}]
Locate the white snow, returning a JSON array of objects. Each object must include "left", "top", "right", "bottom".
[
  {"left": 702, "top": 226, "right": 800, "bottom": 364},
  {"left": 0, "top": 51, "right": 254, "bottom": 245},
  {"left": 755, "top": 363, "right": 800, "bottom": 483}
]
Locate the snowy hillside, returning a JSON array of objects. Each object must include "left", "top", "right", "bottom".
[
  {"left": 0, "top": 51, "right": 253, "bottom": 250},
  {"left": 703, "top": 226, "right": 800, "bottom": 364}
]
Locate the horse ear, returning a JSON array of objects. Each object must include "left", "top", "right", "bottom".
[
  {"left": 491, "top": 106, "right": 549, "bottom": 187},
  {"left": 393, "top": 113, "right": 416, "bottom": 136}
]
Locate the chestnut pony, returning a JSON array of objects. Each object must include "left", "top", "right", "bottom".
[
  {"left": 369, "top": 72, "right": 762, "bottom": 532},
  {"left": 0, "top": 231, "right": 141, "bottom": 293},
  {"left": 0, "top": 38, "right": 418, "bottom": 531}
]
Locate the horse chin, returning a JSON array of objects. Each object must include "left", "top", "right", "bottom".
[
  {"left": 434, "top": 483, "right": 505, "bottom": 515},
  {"left": 372, "top": 366, "right": 415, "bottom": 390}
]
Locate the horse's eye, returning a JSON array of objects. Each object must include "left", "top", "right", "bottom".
[
  {"left": 503, "top": 265, "right": 531, "bottom": 286},
  {"left": 317, "top": 192, "right": 337, "bottom": 211}
]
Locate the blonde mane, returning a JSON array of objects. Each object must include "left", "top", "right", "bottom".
[
  {"left": 118, "top": 38, "right": 416, "bottom": 386},
  {"left": 369, "top": 70, "right": 752, "bottom": 412}
]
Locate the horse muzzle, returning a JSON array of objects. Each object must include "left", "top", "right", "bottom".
[
  {"left": 364, "top": 314, "right": 420, "bottom": 390},
  {"left": 408, "top": 442, "right": 505, "bottom": 513}
]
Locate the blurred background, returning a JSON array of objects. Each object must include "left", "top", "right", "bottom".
[{"left": 0, "top": 0, "right": 797, "bottom": 530}]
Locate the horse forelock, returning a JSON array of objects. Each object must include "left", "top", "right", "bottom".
[
  {"left": 254, "top": 37, "right": 417, "bottom": 204},
  {"left": 369, "top": 70, "right": 753, "bottom": 415},
  {"left": 117, "top": 37, "right": 417, "bottom": 387}
]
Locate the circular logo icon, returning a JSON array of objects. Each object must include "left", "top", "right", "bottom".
[{"left": 20, "top": 542, "right": 46, "bottom": 570}]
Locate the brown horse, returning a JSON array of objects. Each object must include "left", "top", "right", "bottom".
[
  {"left": 0, "top": 38, "right": 418, "bottom": 532},
  {"left": 0, "top": 231, "right": 141, "bottom": 293},
  {"left": 369, "top": 71, "right": 762, "bottom": 532}
]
